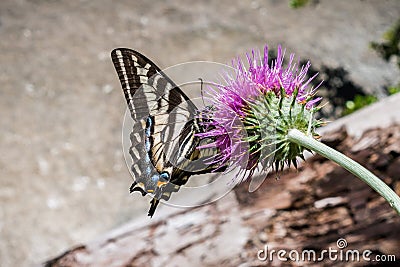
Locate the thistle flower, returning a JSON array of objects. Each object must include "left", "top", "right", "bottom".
[
  {"left": 198, "top": 45, "right": 323, "bottom": 182},
  {"left": 196, "top": 44, "right": 400, "bottom": 215}
]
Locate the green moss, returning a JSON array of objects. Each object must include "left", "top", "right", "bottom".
[
  {"left": 289, "top": 0, "right": 309, "bottom": 9},
  {"left": 342, "top": 95, "right": 378, "bottom": 116},
  {"left": 388, "top": 85, "right": 400, "bottom": 95}
]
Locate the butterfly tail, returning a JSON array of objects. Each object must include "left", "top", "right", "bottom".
[{"left": 148, "top": 198, "right": 160, "bottom": 217}]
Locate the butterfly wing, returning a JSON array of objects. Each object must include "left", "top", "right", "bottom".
[{"left": 111, "top": 48, "right": 217, "bottom": 216}]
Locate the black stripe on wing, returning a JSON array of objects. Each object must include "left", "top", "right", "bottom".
[{"left": 111, "top": 48, "right": 196, "bottom": 120}]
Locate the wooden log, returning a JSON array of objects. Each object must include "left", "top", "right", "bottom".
[{"left": 44, "top": 125, "right": 400, "bottom": 267}]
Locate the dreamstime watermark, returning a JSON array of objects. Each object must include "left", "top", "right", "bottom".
[{"left": 257, "top": 238, "right": 396, "bottom": 263}]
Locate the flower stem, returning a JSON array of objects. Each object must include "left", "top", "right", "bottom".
[{"left": 287, "top": 128, "right": 400, "bottom": 215}]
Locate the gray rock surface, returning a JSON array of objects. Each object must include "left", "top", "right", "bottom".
[{"left": 0, "top": 0, "right": 399, "bottom": 266}]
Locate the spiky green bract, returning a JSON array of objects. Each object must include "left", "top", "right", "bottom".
[{"left": 243, "top": 89, "right": 324, "bottom": 173}]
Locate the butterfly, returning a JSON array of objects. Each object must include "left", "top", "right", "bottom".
[{"left": 111, "top": 48, "right": 222, "bottom": 217}]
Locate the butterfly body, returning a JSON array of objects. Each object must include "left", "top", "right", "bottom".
[{"left": 111, "top": 48, "right": 219, "bottom": 217}]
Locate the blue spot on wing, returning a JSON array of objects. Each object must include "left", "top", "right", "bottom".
[
  {"left": 145, "top": 117, "right": 152, "bottom": 137},
  {"left": 146, "top": 166, "right": 152, "bottom": 175},
  {"left": 145, "top": 139, "right": 151, "bottom": 152},
  {"left": 151, "top": 175, "right": 159, "bottom": 183},
  {"left": 160, "top": 172, "right": 169, "bottom": 180}
]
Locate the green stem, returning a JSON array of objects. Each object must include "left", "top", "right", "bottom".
[{"left": 287, "top": 128, "right": 400, "bottom": 215}]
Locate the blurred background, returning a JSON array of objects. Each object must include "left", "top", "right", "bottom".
[{"left": 0, "top": 0, "right": 399, "bottom": 266}]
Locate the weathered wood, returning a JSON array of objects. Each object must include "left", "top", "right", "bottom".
[{"left": 44, "top": 125, "right": 400, "bottom": 267}]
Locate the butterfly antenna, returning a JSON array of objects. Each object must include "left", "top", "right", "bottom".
[{"left": 199, "top": 78, "right": 206, "bottom": 107}]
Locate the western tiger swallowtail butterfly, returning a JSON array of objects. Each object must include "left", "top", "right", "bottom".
[{"left": 111, "top": 48, "right": 223, "bottom": 217}]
